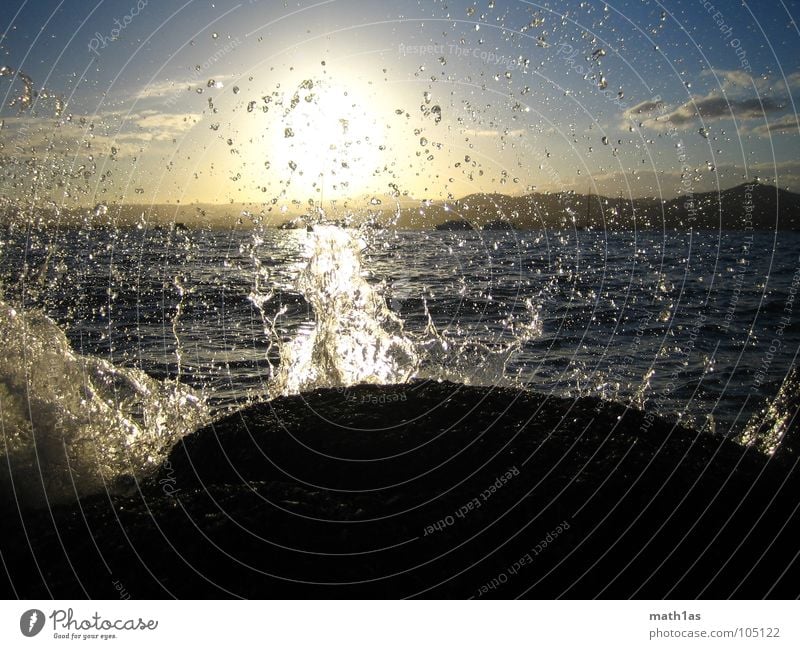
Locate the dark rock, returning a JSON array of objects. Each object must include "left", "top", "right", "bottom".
[{"left": 1, "top": 381, "right": 798, "bottom": 599}]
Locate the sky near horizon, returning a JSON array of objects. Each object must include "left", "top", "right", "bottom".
[{"left": 1, "top": 0, "right": 799, "bottom": 211}]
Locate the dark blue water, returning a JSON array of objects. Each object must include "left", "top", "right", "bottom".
[{"left": 2, "top": 224, "right": 799, "bottom": 437}]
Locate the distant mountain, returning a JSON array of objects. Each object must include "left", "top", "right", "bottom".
[
  {"left": 4, "top": 182, "right": 797, "bottom": 230},
  {"left": 435, "top": 219, "right": 474, "bottom": 231},
  {"left": 390, "top": 182, "right": 800, "bottom": 230}
]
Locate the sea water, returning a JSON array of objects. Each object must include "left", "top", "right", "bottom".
[{"left": 1, "top": 222, "right": 798, "bottom": 502}]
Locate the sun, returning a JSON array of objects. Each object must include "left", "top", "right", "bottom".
[{"left": 265, "top": 79, "right": 385, "bottom": 202}]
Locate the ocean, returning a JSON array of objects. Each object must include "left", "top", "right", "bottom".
[{"left": 1, "top": 222, "right": 798, "bottom": 502}]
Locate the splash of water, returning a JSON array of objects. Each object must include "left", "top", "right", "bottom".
[
  {"left": 737, "top": 367, "right": 799, "bottom": 456},
  {"left": 1, "top": 221, "right": 544, "bottom": 507},
  {"left": 254, "top": 223, "right": 542, "bottom": 395},
  {"left": 0, "top": 300, "right": 208, "bottom": 506},
  {"left": 416, "top": 296, "right": 542, "bottom": 386},
  {"left": 270, "top": 225, "right": 419, "bottom": 395},
  {"left": 0, "top": 65, "right": 64, "bottom": 115}
]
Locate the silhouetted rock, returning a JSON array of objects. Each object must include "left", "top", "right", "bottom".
[
  {"left": 389, "top": 183, "right": 800, "bottom": 230},
  {"left": 435, "top": 219, "right": 474, "bottom": 231},
  {"left": 1, "top": 381, "right": 798, "bottom": 599}
]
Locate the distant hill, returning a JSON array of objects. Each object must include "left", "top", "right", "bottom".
[
  {"left": 435, "top": 219, "right": 474, "bottom": 231},
  {"left": 390, "top": 182, "right": 800, "bottom": 231},
  {"left": 3, "top": 182, "right": 798, "bottom": 230}
]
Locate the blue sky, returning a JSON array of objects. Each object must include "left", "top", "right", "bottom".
[{"left": 1, "top": 0, "right": 799, "bottom": 208}]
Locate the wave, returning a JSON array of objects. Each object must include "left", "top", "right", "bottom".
[
  {"left": 0, "top": 301, "right": 208, "bottom": 506},
  {"left": 1, "top": 222, "right": 541, "bottom": 506},
  {"left": 262, "top": 225, "right": 420, "bottom": 395},
  {"left": 9, "top": 222, "right": 798, "bottom": 509},
  {"left": 250, "top": 223, "right": 542, "bottom": 395}
]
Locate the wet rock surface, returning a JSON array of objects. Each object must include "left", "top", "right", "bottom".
[{"left": 2, "top": 380, "right": 798, "bottom": 598}]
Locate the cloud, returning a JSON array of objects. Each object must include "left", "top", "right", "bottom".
[
  {"left": 628, "top": 93, "right": 785, "bottom": 130},
  {"left": 624, "top": 99, "right": 664, "bottom": 117},
  {"left": 463, "top": 128, "right": 525, "bottom": 137},
  {"left": 134, "top": 74, "right": 237, "bottom": 103},
  {"left": 0, "top": 109, "right": 205, "bottom": 160},
  {"left": 748, "top": 114, "right": 800, "bottom": 137},
  {"left": 787, "top": 71, "right": 800, "bottom": 89},
  {"left": 0, "top": 114, "right": 142, "bottom": 159},
  {"left": 704, "top": 68, "right": 800, "bottom": 96},
  {"left": 701, "top": 69, "right": 767, "bottom": 93},
  {"left": 135, "top": 79, "right": 186, "bottom": 100},
  {"left": 128, "top": 111, "right": 203, "bottom": 140},
  {"left": 672, "top": 95, "right": 783, "bottom": 124},
  {"left": 623, "top": 68, "right": 799, "bottom": 134}
]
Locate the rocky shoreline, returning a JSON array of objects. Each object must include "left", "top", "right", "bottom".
[{"left": 2, "top": 380, "right": 798, "bottom": 598}]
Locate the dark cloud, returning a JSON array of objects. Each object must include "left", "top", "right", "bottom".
[
  {"left": 630, "top": 94, "right": 786, "bottom": 130},
  {"left": 624, "top": 99, "right": 664, "bottom": 116},
  {"left": 672, "top": 96, "right": 784, "bottom": 124},
  {"left": 749, "top": 114, "right": 800, "bottom": 137}
]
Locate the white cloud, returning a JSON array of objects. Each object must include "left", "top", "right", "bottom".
[
  {"left": 463, "top": 128, "right": 525, "bottom": 137},
  {"left": 128, "top": 111, "right": 203, "bottom": 140},
  {"left": 133, "top": 74, "right": 236, "bottom": 103}
]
